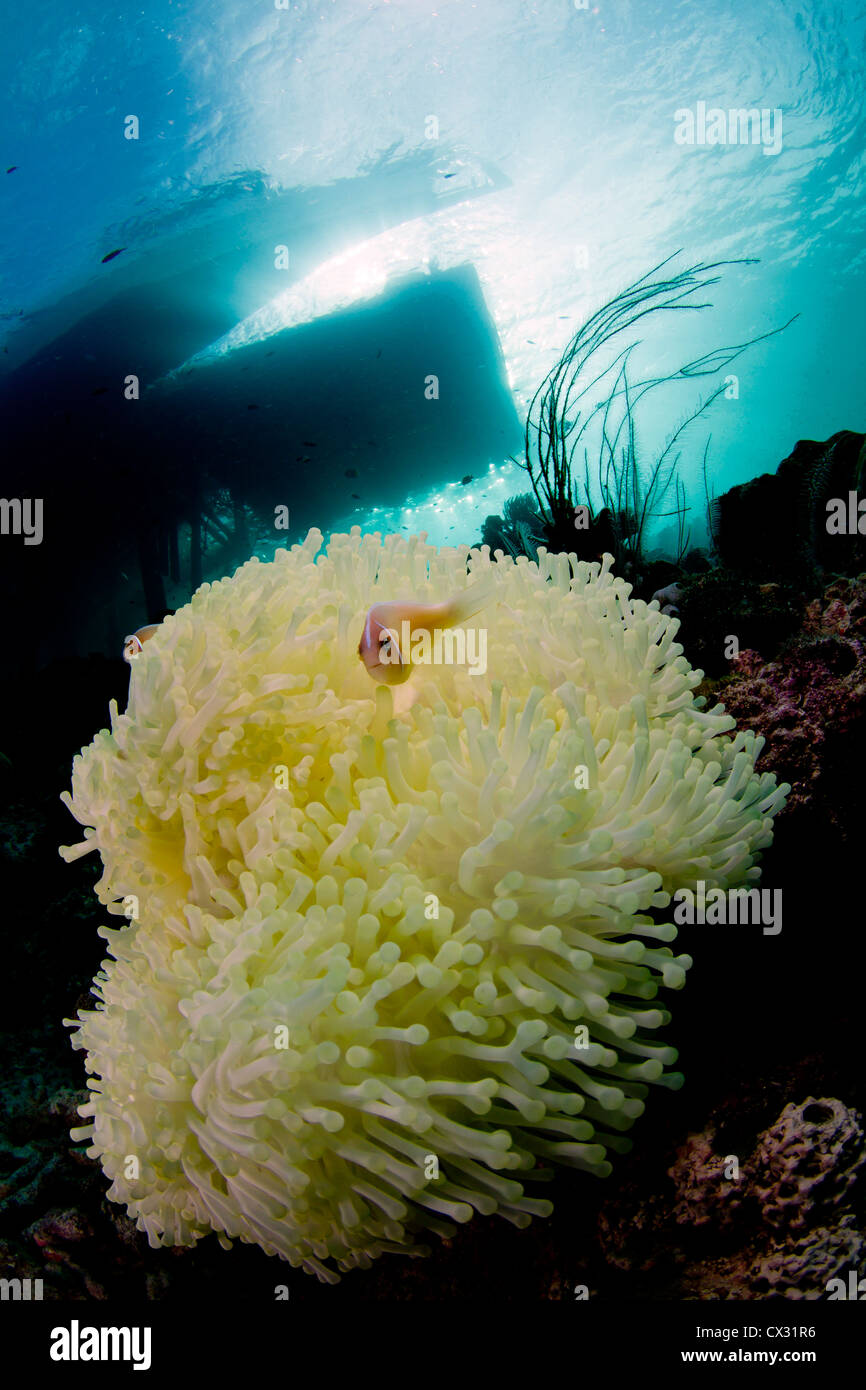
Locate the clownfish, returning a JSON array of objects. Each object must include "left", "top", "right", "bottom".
[
  {"left": 358, "top": 580, "right": 494, "bottom": 686},
  {"left": 123, "top": 624, "right": 160, "bottom": 663}
]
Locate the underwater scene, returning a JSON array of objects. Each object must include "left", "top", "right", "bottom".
[{"left": 1, "top": 0, "right": 865, "bottom": 1354}]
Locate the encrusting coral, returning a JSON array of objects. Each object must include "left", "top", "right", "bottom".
[
  {"left": 59, "top": 528, "right": 787, "bottom": 1281},
  {"left": 598, "top": 1095, "right": 865, "bottom": 1299},
  {"left": 710, "top": 574, "right": 866, "bottom": 833}
]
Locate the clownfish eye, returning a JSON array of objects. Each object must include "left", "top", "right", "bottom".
[{"left": 378, "top": 627, "right": 402, "bottom": 663}]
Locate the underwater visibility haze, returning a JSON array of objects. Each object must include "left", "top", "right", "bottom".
[{"left": 1, "top": 0, "right": 866, "bottom": 1326}]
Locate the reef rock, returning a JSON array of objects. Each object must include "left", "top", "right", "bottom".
[
  {"left": 713, "top": 574, "right": 866, "bottom": 835},
  {"left": 753, "top": 1098, "right": 865, "bottom": 1231},
  {"left": 598, "top": 1094, "right": 865, "bottom": 1299},
  {"left": 714, "top": 429, "right": 866, "bottom": 580}
]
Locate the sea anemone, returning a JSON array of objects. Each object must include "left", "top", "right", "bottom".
[{"left": 60, "top": 527, "right": 787, "bottom": 1281}]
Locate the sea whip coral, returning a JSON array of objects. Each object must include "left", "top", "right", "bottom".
[{"left": 60, "top": 528, "right": 786, "bottom": 1281}]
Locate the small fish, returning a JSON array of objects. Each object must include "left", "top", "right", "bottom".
[
  {"left": 376, "top": 349, "right": 382, "bottom": 359},
  {"left": 123, "top": 624, "right": 161, "bottom": 663},
  {"left": 247, "top": 403, "right": 258, "bottom": 409},
  {"left": 345, "top": 468, "right": 358, "bottom": 478},
  {"left": 302, "top": 441, "right": 316, "bottom": 447},
  {"left": 101, "top": 247, "right": 126, "bottom": 263},
  {"left": 6, "top": 166, "right": 18, "bottom": 174},
  {"left": 358, "top": 580, "right": 494, "bottom": 686},
  {"left": 460, "top": 475, "right": 474, "bottom": 485},
  {"left": 91, "top": 386, "right": 109, "bottom": 396},
  {"left": 351, "top": 493, "right": 360, "bottom": 499}
]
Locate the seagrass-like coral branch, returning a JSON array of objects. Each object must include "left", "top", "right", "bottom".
[{"left": 516, "top": 253, "right": 797, "bottom": 572}]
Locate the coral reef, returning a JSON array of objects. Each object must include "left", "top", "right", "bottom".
[
  {"left": 708, "top": 574, "right": 866, "bottom": 833},
  {"left": 678, "top": 571, "right": 805, "bottom": 677},
  {"left": 714, "top": 430, "right": 866, "bottom": 580},
  {"left": 598, "top": 1095, "right": 866, "bottom": 1299},
  {"left": 514, "top": 254, "right": 794, "bottom": 579},
  {"left": 753, "top": 1099, "right": 865, "bottom": 1231},
  {"left": 650, "top": 581, "right": 682, "bottom": 617},
  {"left": 0, "top": 1081, "right": 107, "bottom": 1300},
  {"left": 479, "top": 493, "right": 547, "bottom": 559},
  {"left": 59, "top": 528, "right": 786, "bottom": 1281}
]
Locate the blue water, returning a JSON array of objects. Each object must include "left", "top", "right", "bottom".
[{"left": 2, "top": 0, "right": 864, "bottom": 554}]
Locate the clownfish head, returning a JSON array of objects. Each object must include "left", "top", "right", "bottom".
[
  {"left": 123, "top": 623, "right": 161, "bottom": 664},
  {"left": 357, "top": 608, "right": 412, "bottom": 685}
]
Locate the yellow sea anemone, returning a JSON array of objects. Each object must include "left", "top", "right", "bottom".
[{"left": 60, "top": 528, "right": 787, "bottom": 1281}]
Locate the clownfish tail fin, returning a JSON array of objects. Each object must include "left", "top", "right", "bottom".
[{"left": 449, "top": 577, "right": 497, "bottom": 626}]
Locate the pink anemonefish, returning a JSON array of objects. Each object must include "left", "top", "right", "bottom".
[
  {"left": 357, "top": 580, "right": 493, "bottom": 686},
  {"left": 123, "top": 624, "right": 160, "bottom": 663}
]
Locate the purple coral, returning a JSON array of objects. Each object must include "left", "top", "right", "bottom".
[
  {"left": 597, "top": 1094, "right": 865, "bottom": 1298},
  {"left": 650, "top": 581, "right": 682, "bottom": 617},
  {"left": 753, "top": 1097, "right": 865, "bottom": 1231},
  {"left": 752, "top": 1220, "right": 865, "bottom": 1300},
  {"left": 666, "top": 1129, "right": 745, "bottom": 1230},
  {"left": 715, "top": 574, "right": 866, "bottom": 829}
]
